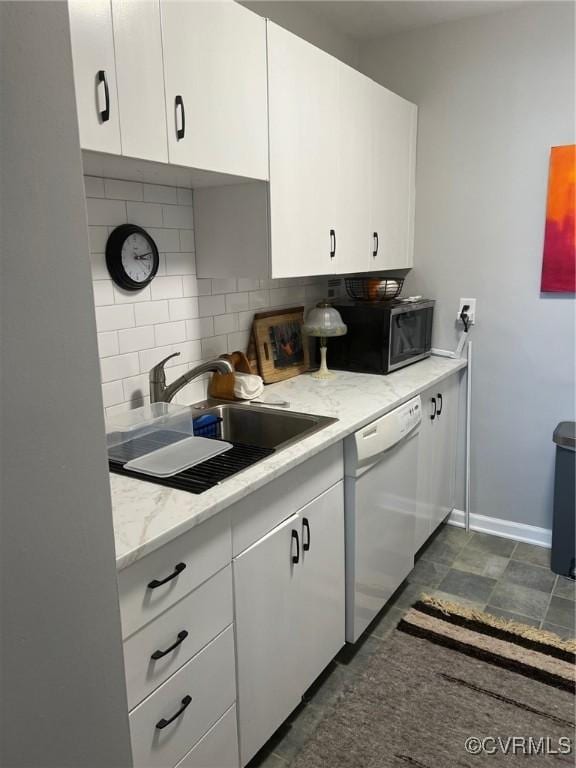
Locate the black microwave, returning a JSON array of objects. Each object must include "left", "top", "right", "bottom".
[{"left": 328, "top": 299, "right": 434, "bottom": 375}]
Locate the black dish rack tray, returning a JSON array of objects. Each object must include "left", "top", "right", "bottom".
[{"left": 108, "top": 428, "right": 274, "bottom": 495}]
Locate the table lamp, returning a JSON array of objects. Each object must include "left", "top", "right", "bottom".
[{"left": 303, "top": 301, "right": 347, "bottom": 379}]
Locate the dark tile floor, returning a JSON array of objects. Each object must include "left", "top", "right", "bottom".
[{"left": 248, "top": 524, "right": 575, "bottom": 768}]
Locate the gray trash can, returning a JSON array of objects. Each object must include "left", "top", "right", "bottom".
[{"left": 551, "top": 422, "right": 575, "bottom": 579}]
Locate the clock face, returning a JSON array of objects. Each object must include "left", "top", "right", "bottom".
[
  {"left": 106, "top": 224, "right": 159, "bottom": 291},
  {"left": 121, "top": 232, "right": 155, "bottom": 284}
]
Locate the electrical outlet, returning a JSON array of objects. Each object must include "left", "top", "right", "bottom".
[{"left": 457, "top": 298, "right": 476, "bottom": 325}]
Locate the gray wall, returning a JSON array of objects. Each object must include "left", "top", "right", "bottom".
[
  {"left": 242, "top": 1, "right": 360, "bottom": 66},
  {"left": 359, "top": 1, "right": 575, "bottom": 529},
  {"left": 0, "top": 3, "right": 132, "bottom": 765}
]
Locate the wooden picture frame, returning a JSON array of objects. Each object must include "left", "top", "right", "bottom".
[{"left": 250, "top": 307, "right": 310, "bottom": 383}]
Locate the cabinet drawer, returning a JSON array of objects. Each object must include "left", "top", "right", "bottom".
[
  {"left": 175, "top": 704, "right": 239, "bottom": 768},
  {"left": 119, "top": 511, "right": 231, "bottom": 639},
  {"left": 130, "top": 625, "right": 236, "bottom": 768},
  {"left": 124, "top": 566, "right": 233, "bottom": 710}
]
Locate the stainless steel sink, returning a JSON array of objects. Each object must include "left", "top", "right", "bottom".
[{"left": 188, "top": 400, "right": 337, "bottom": 451}]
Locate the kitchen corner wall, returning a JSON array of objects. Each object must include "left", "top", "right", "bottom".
[
  {"left": 359, "top": 1, "right": 575, "bottom": 530},
  {"left": 85, "top": 176, "right": 328, "bottom": 419}
]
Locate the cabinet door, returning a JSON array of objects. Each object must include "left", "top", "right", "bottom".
[
  {"left": 298, "top": 483, "right": 345, "bottom": 689},
  {"left": 371, "top": 83, "right": 417, "bottom": 271},
  {"left": 268, "top": 22, "right": 340, "bottom": 278},
  {"left": 336, "top": 65, "right": 372, "bottom": 275},
  {"left": 161, "top": 0, "right": 268, "bottom": 179},
  {"left": 233, "top": 513, "right": 302, "bottom": 766},
  {"left": 112, "top": 0, "right": 168, "bottom": 162},
  {"left": 416, "top": 378, "right": 460, "bottom": 548},
  {"left": 432, "top": 375, "right": 459, "bottom": 531},
  {"left": 68, "top": 0, "right": 121, "bottom": 154}
]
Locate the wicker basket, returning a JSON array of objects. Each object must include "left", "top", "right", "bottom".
[{"left": 345, "top": 277, "right": 404, "bottom": 302}]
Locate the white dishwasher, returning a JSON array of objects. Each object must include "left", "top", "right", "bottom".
[{"left": 344, "top": 396, "right": 421, "bottom": 642}]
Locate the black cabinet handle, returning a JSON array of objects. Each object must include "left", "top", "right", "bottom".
[
  {"left": 291, "top": 530, "right": 300, "bottom": 564},
  {"left": 430, "top": 397, "right": 437, "bottom": 421},
  {"left": 302, "top": 518, "right": 311, "bottom": 552},
  {"left": 373, "top": 232, "right": 379, "bottom": 258},
  {"left": 151, "top": 630, "right": 188, "bottom": 661},
  {"left": 97, "top": 70, "right": 110, "bottom": 123},
  {"left": 175, "top": 95, "right": 185, "bottom": 140},
  {"left": 155, "top": 695, "right": 192, "bottom": 730},
  {"left": 147, "top": 562, "right": 186, "bottom": 589},
  {"left": 329, "top": 229, "right": 336, "bottom": 259},
  {"left": 437, "top": 393, "right": 443, "bottom": 416}
]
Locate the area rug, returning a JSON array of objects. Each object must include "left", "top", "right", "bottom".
[{"left": 292, "top": 597, "right": 575, "bottom": 768}]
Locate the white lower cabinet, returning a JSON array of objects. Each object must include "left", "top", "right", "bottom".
[
  {"left": 233, "top": 482, "right": 345, "bottom": 766},
  {"left": 416, "top": 374, "right": 460, "bottom": 549},
  {"left": 175, "top": 705, "right": 239, "bottom": 768},
  {"left": 129, "top": 625, "right": 236, "bottom": 768}
]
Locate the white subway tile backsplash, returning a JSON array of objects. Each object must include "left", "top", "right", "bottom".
[
  {"left": 169, "top": 297, "right": 199, "bottom": 321},
  {"left": 199, "top": 294, "right": 225, "bottom": 317},
  {"left": 86, "top": 197, "right": 127, "bottom": 226},
  {"left": 90, "top": 253, "right": 109, "bottom": 280},
  {"left": 177, "top": 187, "right": 193, "bottom": 205},
  {"left": 100, "top": 353, "right": 140, "bottom": 383},
  {"left": 165, "top": 252, "right": 195, "bottom": 276},
  {"left": 227, "top": 331, "right": 250, "bottom": 353},
  {"left": 127, "top": 201, "right": 163, "bottom": 228},
  {"left": 88, "top": 226, "right": 109, "bottom": 254},
  {"left": 143, "top": 183, "right": 178, "bottom": 204},
  {"left": 172, "top": 340, "right": 202, "bottom": 365},
  {"left": 105, "top": 179, "right": 143, "bottom": 201},
  {"left": 201, "top": 335, "right": 228, "bottom": 359},
  {"left": 139, "top": 345, "right": 174, "bottom": 373},
  {"left": 122, "top": 374, "right": 149, "bottom": 403},
  {"left": 181, "top": 275, "right": 199, "bottom": 297},
  {"left": 96, "top": 304, "right": 135, "bottom": 332},
  {"left": 214, "top": 313, "right": 238, "bottom": 336},
  {"left": 102, "top": 381, "right": 125, "bottom": 408},
  {"left": 92, "top": 280, "right": 114, "bottom": 306},
  {"left": 97, "top": 331, "right": 119, "bottom": 358},
  {"left": 155, "top": 321, "right": 186, "bottom": 346},
  {"left": 212, "top": 278, "right": 237, "bottom": 295},
  {"left": 150, "top": 276, "right": 183, "bottom": 300},
  {"left": 148, "top": 227, "right": 181, "bottom": 252},
  {"left": 114, "top": 285, "right": 152, "bottom": 304},
  {"left": 197, "top": 279, "right": 212, "bottom": 296},
  {"left": 134, "top": 300, "right": 169, "bottom": 326},
  {"left": 85, "top": 176, "right": 105, "bottom": 198},
  {"left": 118, "top": 325, "right": 155, "bottom": 354},
  {"left": 249, "top": 289, "right": 270, "bottom": 309},
  {"left": 87, "top": 175, "right": 328, "bottom": 412},
  {"left": 162, "top": 204, "right": 193, "bottom": 229},
  {"left": 179, "top": 229, "right": 195, "bottom": 251},
  {"left": 225, "top": 292, "right": 250, "bottom": 313},
  {"left": 238, "top": 278, "right": 261, "bottom": 292}
]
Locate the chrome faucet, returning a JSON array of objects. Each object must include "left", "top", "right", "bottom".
[{"left": 149, "top": 353, "right": 233, "bottom": 403}]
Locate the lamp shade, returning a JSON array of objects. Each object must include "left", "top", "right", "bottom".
[{"left": 303, "top": 301, "right": 347, "bottom": 337}]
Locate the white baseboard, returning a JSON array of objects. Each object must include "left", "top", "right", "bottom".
[{"left": 448, "top": 509, "right": 552, "bottom": 549}]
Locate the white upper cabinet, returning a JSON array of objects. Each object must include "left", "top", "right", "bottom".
[
  {"left": 370, "top": 83, "right": 417, "bottom": 271},
  {"left": 267, "top": 22, "right": 340, "bottom": 277},
  {"left": 336, "top": 63, "right": 372, "bottom": 275},
  {"left": 112, "top": 0, "right": 168, "bottom": 163},
  {"left": 68, "top": 0, "right": 121, "bottom": 154},
  {"left": 161, "top": 0, "right": 268, "bottom": 179}
]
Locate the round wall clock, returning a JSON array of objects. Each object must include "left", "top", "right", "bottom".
[{"left": 105, "top": 224, "right": 160, "bottom": 290}]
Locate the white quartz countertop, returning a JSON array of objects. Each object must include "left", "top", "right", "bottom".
[{"left": 111, "top": 356, "right": 467, "bottom": 570}]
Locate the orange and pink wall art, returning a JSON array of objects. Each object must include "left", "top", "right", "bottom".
[{"left": 541, "top": 145, "right": 575, "bottom": 293}]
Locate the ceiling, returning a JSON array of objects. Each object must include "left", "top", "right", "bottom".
[{"left": 295, "top": 1, "right": 528, "bottom": 41}]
